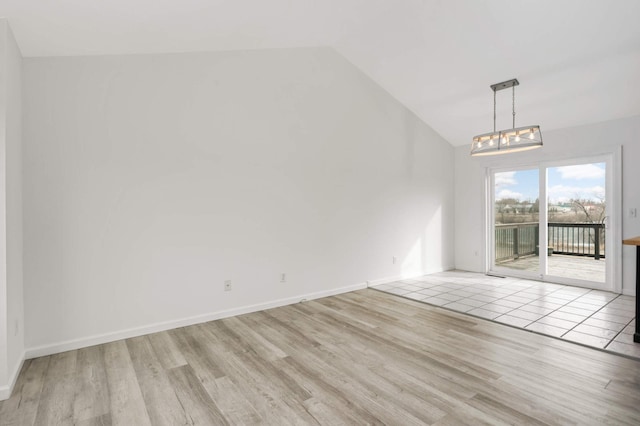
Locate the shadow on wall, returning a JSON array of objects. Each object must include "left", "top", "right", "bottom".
[{"left": 401, "top": 205, "right": 445, "bottom": 278}]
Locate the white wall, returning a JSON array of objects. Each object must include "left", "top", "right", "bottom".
[
  {"left": 22, "top": 47, "right": 455, "bottom": 353},
  {"left": 0, "top": 19, "right": 24, "bottom": 399},
  {"left": 0, "top": 19, "right": 8, "bottom": 390},
  {"left": 455, "top": 115, "right": 640, "bottom": 295}
]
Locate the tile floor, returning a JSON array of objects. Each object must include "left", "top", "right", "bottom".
[{"left": 371, "top": 270, "right": 639, "bottom": 358}]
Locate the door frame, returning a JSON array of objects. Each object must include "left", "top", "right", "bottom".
[{"left": 485, "top": 147, "right": 622, "bottom": 293}]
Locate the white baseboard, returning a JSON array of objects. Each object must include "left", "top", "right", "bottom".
[
  {"left": 366, "top": 268, "right": 452, "bottom": 287},
  {"left": 0, "top": 352, "right": 26, "bottom": 401},
  {"left": 366, "top": 275, "right": 403, "bottom": 286},
  {"left": 25, "top": 282, "right": 368, "bottom": 360}
]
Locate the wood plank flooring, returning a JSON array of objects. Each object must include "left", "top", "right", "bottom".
[{"left": 2, "top": 289, "right": 640, "bottom": 425}]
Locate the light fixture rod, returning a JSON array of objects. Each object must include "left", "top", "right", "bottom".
[
  {"left": 490, "top": 79, "right": 519, "bottom": 133},
  {"left": 493, "top": 89, "right": 496, "bottom": 133},
  {"left": 512, "top": 85, "right": 516, "bottom": 128}
]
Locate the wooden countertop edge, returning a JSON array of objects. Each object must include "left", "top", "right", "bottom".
[{"left": 623, "top": 236, "right": 640, "bottom": 246}]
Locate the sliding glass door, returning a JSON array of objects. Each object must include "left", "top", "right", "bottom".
[{"left": 490, "top": 156, "right": 615, "bottom": 291}]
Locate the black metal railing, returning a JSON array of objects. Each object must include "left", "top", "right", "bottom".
[
  {"left": 495, "top": 223, "right": 539, "bottom": 262},
  {"left": 548, "top": 222, "right": 605, "bottom": 260},
  {"left": 495, "top": 222, "right": 605, "bottom": 262}
]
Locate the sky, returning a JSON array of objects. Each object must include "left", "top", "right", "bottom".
[{"left": 495, "top": 163, "right": 605, "bottom": 204}]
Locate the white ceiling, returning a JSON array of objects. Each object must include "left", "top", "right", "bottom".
[{"left": 3, "top": 0, "right": 640, "bottom": 146}]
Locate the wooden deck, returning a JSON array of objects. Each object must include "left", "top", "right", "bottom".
[{"left": 497, "top": 254, "right": 606, "bottom": 283}]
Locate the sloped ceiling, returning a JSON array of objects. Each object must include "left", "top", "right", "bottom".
[{"left": 3, "top": 0, "right": 640, "bottom": 146}]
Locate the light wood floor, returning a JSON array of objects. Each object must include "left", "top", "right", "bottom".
[{"left": 2, "top": 289, "right": 639, "bottom": 425}]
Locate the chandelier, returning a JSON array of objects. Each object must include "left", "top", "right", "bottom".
[{"left": 471, "top": 78, "right": 542, "bottom": 156}]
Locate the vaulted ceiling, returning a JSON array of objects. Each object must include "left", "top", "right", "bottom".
[{"left": 3, "top": 0, "right": 640, "bottom": 146}]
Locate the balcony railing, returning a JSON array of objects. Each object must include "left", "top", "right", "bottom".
[{"left": 495, "top": 222, "right": 605, "bottom": 263}]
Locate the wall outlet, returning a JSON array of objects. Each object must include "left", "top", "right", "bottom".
[
  {"left": 224, "top": 280, "right": 232, "bottom": 291},
  {"left": 280, "top": 273, "right": 286, "bottom": 283},
  {"left": 392, "top": 256, "right": 397, "bottom": 264},
  {"left": 630, "top": 208, "right": 637, "bottom": 218}
]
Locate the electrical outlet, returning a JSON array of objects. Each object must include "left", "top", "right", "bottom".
[
  {"left": 392, "top": 256, "right": 397, "bottom": 264},
  {"left": 224, "top": 280, "right": 232, "bottom": 291},
  {"left": 280, "top": 273, "right": 286, "bottom": 283},
  {"left": 630, "top": 208, "right": 637, "bottom": 218}
]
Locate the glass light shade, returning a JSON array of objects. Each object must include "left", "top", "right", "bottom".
[{"left": 470, "top": 125, "right": 542, "bottom": 156}]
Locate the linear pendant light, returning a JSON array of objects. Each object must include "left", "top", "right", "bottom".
[{"left": 471, "top": 78, "right": 542, "bottom": 156}]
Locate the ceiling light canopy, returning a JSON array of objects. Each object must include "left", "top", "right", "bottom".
[{"left": 471, "top": 79, "right": 542, "bottom": 156}]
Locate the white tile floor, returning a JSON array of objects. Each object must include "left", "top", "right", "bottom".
[{"left": 372, "top": 270, "right": 639, "bottom": 358}]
